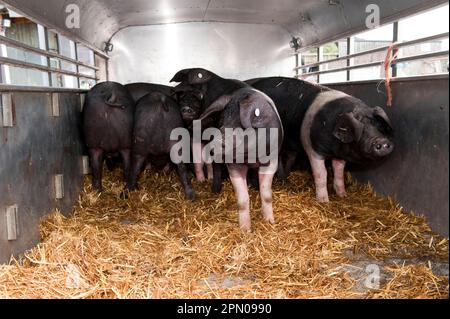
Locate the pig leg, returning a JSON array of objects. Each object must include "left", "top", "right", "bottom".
[
  {"left": 332, "top": 159, "right": 347, "bottom": 197},
  {"left": 276, "top": 155, "right": 287, "bottom": 182},
  {"left": 192, "top": 141, "right": 206, "bottom": 182},
  {"left": 228, "top": 164, "right": 250, "bottom": 232},
  {"left": 308, "top": 154, "right": 329, "bottom": 203},
  {"left": 206, "top": 163, "right": 214, "bottom": 181},
  {"left": 212, "top": 162, "right": 223, "bottom": 194},
  {"left": 284, "top": 151, "right": 297, "bottom": 177},
  {"left": 89, "top": 148, "right": 104, "bottom": 191},
  {"left": 176, "top": 163, "right": 195, "bottom": 200},
  {"left": 126, "top": 153, "right": 147, "bottom": 191},
  {"left": 259, "top": 169, "right": 275, "bottom": 224},
  {"left": 119, "top": 149, "right": 131, "bottom": 182},
  {"left": 162, "top": 163, "right": 171, "bottom": 173}
]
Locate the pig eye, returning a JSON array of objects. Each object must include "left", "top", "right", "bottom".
[{"left": 255, "top": 108, "right": 260, "bottom": 117}]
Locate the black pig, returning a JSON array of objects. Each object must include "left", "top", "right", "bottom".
[
  {"left": 125, "top": 82, "right": 172, "bottom": 104},
  {"left": 172, "top": 85, "right": 213, "bottom": 182},
  {"left": 82, "top": 81, "right": 134, "bottom": 191},
  {"left": 247, "top": 77, "right": 394, "bottom": 202},
  {"left": 125, "top": 92, "right": 195, "bottom": 200}
]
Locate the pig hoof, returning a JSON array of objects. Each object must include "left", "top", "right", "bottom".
[
  {"left": 239, "top": 215, "right": 251, "bottom": 232},
  {"left": 264, "top": 216, "right": 275, "bottom": 224},
  {"left": 185, "top": 190, "right": 196, "bottom": 201},
  {"left": 212, "top": 184, "right": 222, "bottom": 194},
  {"left": 335, "top": 190, "right": 347, "bottom": 198},
  {"left": 240, "top": 224, "right": 252, "bottom": 233},
  {"left": 317, "top": 195, "right": 330, "bottom": 203},
  {"left": 196, "top": 176, "right": 206, "bottom": 183}
]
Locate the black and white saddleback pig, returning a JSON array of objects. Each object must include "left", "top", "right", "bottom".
[{"left": 247, "top": 77, "right": 394, "bottom": 203}]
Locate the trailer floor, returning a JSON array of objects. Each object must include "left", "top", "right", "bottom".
[{"left": 0, "top": 169, "right": 448, "bottom": 299}]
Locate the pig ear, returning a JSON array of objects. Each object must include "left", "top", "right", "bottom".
[
  {"left": 333, "top": 112, "right": 364, "bottom": 143},
  {"left": 373, "top": 106, "right": 393, "bottom": 132},
  {"left": 105, "top": 92, "right": 124, "bottom": 108},
  {"left": 198, "top": 95, "right": 232, "bottom": 121},
  {"left": 170, "top": 69, "right": 191, "bottom": 83},
  {"left": 170, "top": 68, "right": 212, "bottom": 85},
  {"left": 160, "top": 95, "right": 169, "bottom": 112},
  {"left": 192, "top": 90, "right": 204, "bottom": 101}
]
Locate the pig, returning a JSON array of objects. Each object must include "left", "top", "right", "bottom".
[
  {"left": 172, "top": 85, "right": 214, "bottom": 183},
  {"left": 125, "top": 82, "right": 172, "bottom": 104},
  {"left": 82, "top": 81, "right": 134, "bottom": 191},
  {"left": 171, "top": 70, "right": 248, "bottom": 187},
  {"left": 247, "top": 77, "right": 394, "bottom": 202},
  {"left": 171, "top": 68, "right": 283, "bottom": 231},
  {"left": 125, "top": 91, "right": 195, "bottom": 200}
]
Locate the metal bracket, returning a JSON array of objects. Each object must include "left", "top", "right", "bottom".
[
  {"left": 82, "top": 156, "right": 90, "bottom": 175},
  {"left": 5, "top": 205, "right": 19, "bottom": 241},
  {"left": 80, "top": 93, "right": 86, "bottom": 112},
  {"left": 54, "top": 174, "right": 64, "bottom": 199},
  {"left": 1, "top": 93, "right": 14, "bottom": 127},
  {"left": 52, "top": 93, "right": 60, "bottom": 117}
]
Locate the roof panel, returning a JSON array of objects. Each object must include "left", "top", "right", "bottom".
[{"left": 2, "top": 0, "right": 447, "bottom": 51}]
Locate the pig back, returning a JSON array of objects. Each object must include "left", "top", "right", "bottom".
[
  {"left": 132, "top": 93, "right": 185, "bottom": 156},
  {"left": 82, "top": 82, "right": 134, "bottom": 151}
]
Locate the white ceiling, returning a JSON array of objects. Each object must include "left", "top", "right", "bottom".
[{"left": 3, "top": 0, "right": 448, "bottom": 52}]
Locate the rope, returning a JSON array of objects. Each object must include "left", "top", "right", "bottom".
[{"left": 384, "top": 42, "right": 399, "bottom": 107}]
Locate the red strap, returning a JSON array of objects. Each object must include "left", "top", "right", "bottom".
[{"left": 384, "top": 42, "right": 398, "bottom": 107}]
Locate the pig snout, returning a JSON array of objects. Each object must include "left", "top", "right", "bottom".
[
  {"left": 181, "top": 106, "right": 195, "bottom": 115},
  {"left": 371, "top": 138, "right": 394, "bottom": 157}
]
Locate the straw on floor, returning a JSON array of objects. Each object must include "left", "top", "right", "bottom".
[{"left": 0, "top": 168, "right": 448, "bottom": 299}]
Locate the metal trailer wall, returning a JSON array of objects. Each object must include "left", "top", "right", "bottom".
[
  {"left": 0, "top": 89, "right": 85, "bottom": 263},
  {"left": 329, "top": 76, "right": 449, "bottom": 237},
  {"left": 109, "top": 23, "right": 294, "bottom": 84}
]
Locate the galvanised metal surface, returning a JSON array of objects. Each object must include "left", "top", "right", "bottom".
[
  {"left": 109, "top": 22, "right": 294, "bottom": 84},
  {"left": 329, "top": 76, "right": 449, "bottom": 237},
  {"left": 0, "top": 90, "right": 85, "bottom": 263},
  {"left": 2, "top": 0, "right": 447, "bottom": 51}
]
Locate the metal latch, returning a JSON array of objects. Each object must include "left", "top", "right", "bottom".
[
  {"left": 5, "top": 205, "right": 19, "bottom": 241},
  {"left": 54, "top": 174, "right": 64, "bottom": 199},
  {"left": 1, "top": 93, "right": 14, "bottom": 127},
  {"left": 52, "top": 93, "right": 60, "bottom": 117},
  {"left": 82, "top": 156, "right": 90, "bottom": 175},
  {"left": 80, "top": 93, "right": 86, "bottom": 112}
]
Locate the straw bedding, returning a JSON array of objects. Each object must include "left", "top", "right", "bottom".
[{"left": 0, "top": 168, "right": 448, "bottom": 299}]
